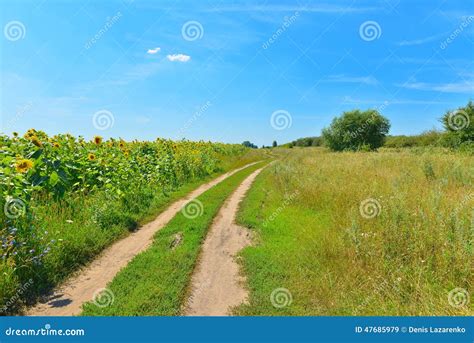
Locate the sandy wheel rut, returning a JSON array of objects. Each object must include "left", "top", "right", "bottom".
[{"left": 184, "top": 168, "right": 263, "bottom": 316}]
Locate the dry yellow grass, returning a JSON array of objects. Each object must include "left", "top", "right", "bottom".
[{"left": 237, "top": 147, "right": 473, "bottom": 315}]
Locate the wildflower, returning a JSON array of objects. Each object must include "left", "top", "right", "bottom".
[
  {"left": 123, "top": 150, "right": 129, "bottom": 157},
  {"left": 15, "top": 159, "right": 34, "bottom": 173},
  {"left": 88, "top": 153, "right": 96, "bottom": 161},
  {"left": 119, "top": 141, "right": 125, "bottom": 149},
  {"left": 93, "top": 136, "right": 102, "bottom": 145},
  {"left": 53, "top": 142, "right": 60, "bottom": 148}
]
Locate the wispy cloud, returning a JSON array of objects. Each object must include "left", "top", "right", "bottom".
[
  {"left": 167, "top": 54, "right": 191, "bottom": 62},
  {"left": 203, "top": 4, "right": 378, "bottom": 13},
  {"left": 147, "top": 47, "right": 161, "bottom": 54},
  {"left": 326, "top": 74, "right": 379, "bottom": 85},
  {"left": 397, "top": 33, "right": 446, "bottom": 46},
  {"left": 342, "top": 96, "right": 450, "bottom": 105},
  {"left": 399, "top": 80, "right": 474, "bottom": 93}
]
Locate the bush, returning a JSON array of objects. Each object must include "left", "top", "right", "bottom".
[
  {"left": 385, "top": 130, "right": 444, "bottom": 148},
  {"left": 441, "top": 101, "right": 473, "bottom": 148},
  {"left": 289, "top": 137, "right": 322, "bottom": 147},
  {"left": 322, "top": 109, "right": 390, "bottom": 151}
]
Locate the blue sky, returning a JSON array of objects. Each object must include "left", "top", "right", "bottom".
[{"left": 1, "top": 0, "right": 473, "bottom": 145}]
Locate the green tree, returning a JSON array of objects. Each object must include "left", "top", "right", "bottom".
[
  {"left": 272, "top": 140, "right": 277, "bottom": 147},
  {"left": 441, "top": 101, "right": 473, "bottom": 148},
  {"left": 322, "top": 109, "right": 390, "bottom": 151},
  {"left": 242, "top": 141, "right": 258, "bottom": 149}
]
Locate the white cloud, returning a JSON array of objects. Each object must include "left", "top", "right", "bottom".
[
  {"left": 396, "top": 33, "right": 446, "bottom": 46},
  {"left": 167, "top": 54, "right": 191, "bottom": 62},
  {"left": 203, "top": 4, "right": 378, "bottom": 13},
  {"left": 147, "top": 47, "right": 161, "bottom": 54},
  {"left": 399, "top": 80, "right": 474, "bottom": 94},
  {"left": 326, "top": 74, "right": 379, "bottom": 85}
]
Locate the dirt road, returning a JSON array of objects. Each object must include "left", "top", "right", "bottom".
[
  {"left": 183, "top": 168, "right": 263, "bottom": 316},
  {"left": 27, "top": 162, "right": 260, "bottom": 316}
]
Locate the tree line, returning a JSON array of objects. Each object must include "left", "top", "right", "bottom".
[{"left": 283, "top": 101, "right": 473, "bottom": 152}]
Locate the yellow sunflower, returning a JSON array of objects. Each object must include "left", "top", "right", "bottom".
[
  {"left": 15, "top": 159, "right": 34, "bottom": 173},
  {"left": 93, "top": 136, "right": 103, "bottom": 145},
  {"left": 88, "top": 153, "right": 96, "bottom": 161},
  {"left": 53, "top": 142, "right": 60, "bottom": 148},
  {"left": 30, "top": 136, "right": 43, "bottom": 148}
]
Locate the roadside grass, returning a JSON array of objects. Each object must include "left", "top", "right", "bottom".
[
  {"left": 236, "top": 148, "right": 473, "bottom": 316},
  {"left": 4, "top": 150, "right": 266, "bottom": 315},
  {"left": 81, "top": 161, "right": 268, "bottom": 315}
]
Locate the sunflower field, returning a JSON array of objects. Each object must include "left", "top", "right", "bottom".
[{"left": 0, "top": 130, "right": 250, "bottom": 314}]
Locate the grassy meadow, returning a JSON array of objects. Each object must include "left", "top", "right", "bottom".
[{"left": 236, "top": 147, "right": 473, "bottom": 316}]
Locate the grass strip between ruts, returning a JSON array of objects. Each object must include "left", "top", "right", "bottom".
[{"left": 82, "top": 161, "right": 268, "bottom": 315}]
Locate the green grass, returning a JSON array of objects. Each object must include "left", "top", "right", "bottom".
[
  {"left": 235, "top": 148, "right": 473, "bottom": 316},
  {"left": 82, "top": 161, "right": 268, "bottom": 315}
]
